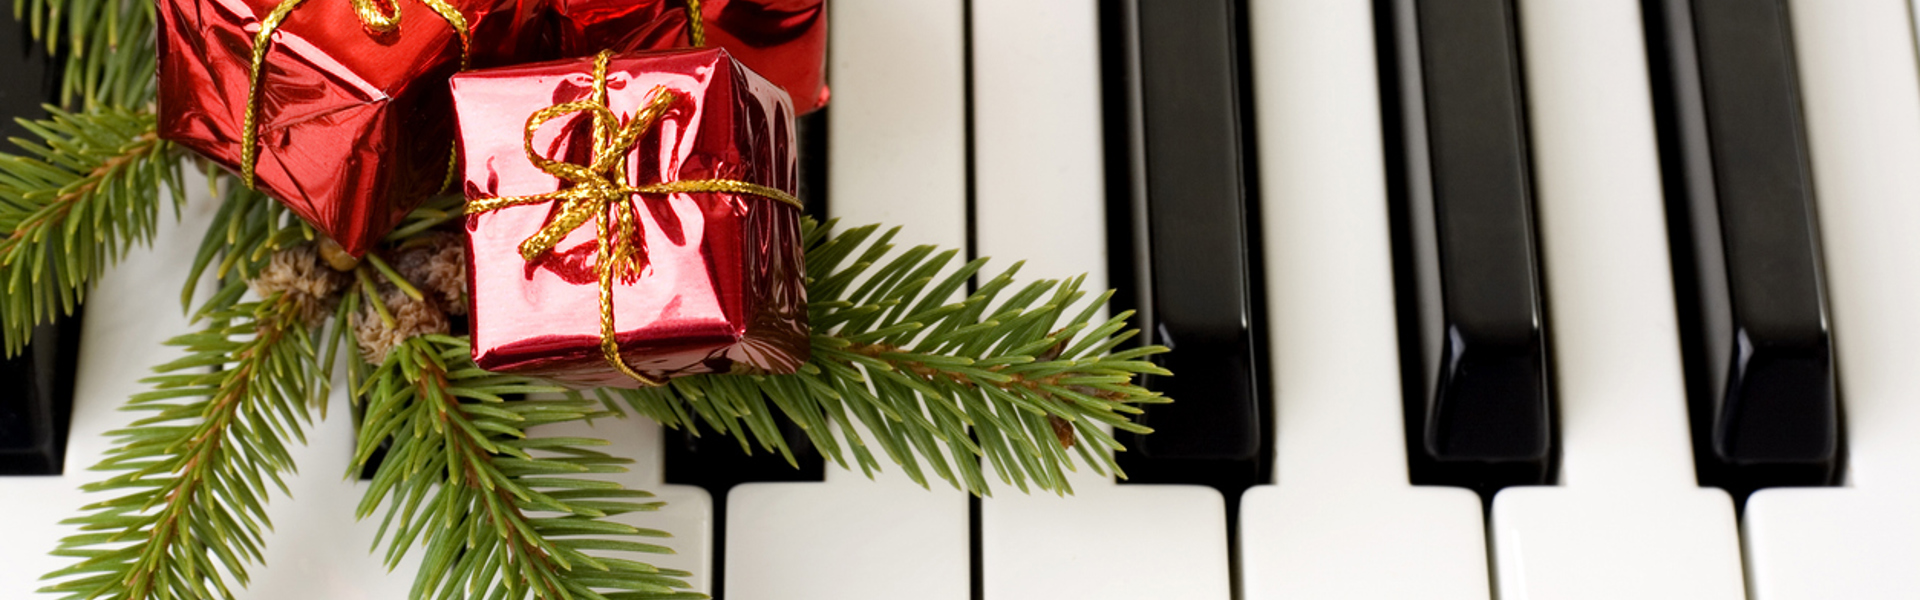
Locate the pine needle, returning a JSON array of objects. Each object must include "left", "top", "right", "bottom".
[
  {"left": 355, "top": 334, "right": 704, "bottom": 600},
  {"left": 0, "top": 105, "right": 181, "bottom": 357},
  {"left": 11, "top": 0, "right": 158, "bottom": 108},
  {"left": 38, "top": 291, "right": 322, "bottom": 600},
  {"left": 612, "top": 219, "right": 1171, "bottom": 497}
]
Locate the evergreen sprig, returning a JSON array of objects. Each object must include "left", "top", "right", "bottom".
[
  {"left": 10, "top": 6, "right": 1176, "bottom": 594},
  {"left": 12, "top": 0, "right": 159, "bottom": 107},
  {"left": 183, "top": 175, "right": 315, "bottom": 314},
  {"left": 39, "top": 291, "right": 321, "bottom": 600},
  {"left": 355, "top": 334, "right": 700, "bottom": 600},
  {"left": 615, "top": 219, "right": 1170, "bottom": 496},
  {"left": 0, "top": 105, "right": 180, "bottom": 356}
]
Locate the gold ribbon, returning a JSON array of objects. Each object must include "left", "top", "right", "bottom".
[
  {"left": 240, "top": 0, "right": 472, "bottom": 190},
  {"left": 466, "top": 50, "right": 802, "bottom": 386},
  {"left": 685, "top": 0, "right": 706, "bottom": 47}
]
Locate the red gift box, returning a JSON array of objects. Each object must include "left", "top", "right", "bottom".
[
  {"left": 548, "top": 0, "right": 829, "bottom": 114},
  {"left": 157, "top": 0, "right": 544, "bottom": 257},
  {"left": 454, "top": 48, "right": 809, "bottom": 388}
]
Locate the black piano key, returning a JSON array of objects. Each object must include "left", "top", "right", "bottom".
[
  {"left": 664, "top": 418, "right": 823, "bottom": 600},
  {"left": 1643, "top": 0, "right": 1840, "bottom": 498},
  {"left": 0, "top": 14, "right": 79, "bottom": 477},
  {"left": 797, "top": 108, "right": 829, "bottom": 224},
  {"left": 1377, "top": 0, "right": 1556, "bottom": 497},
  {"left": 2, "top": 14, "right": 56, "bottom": 140},
  {"left": 0, "top": 316, "right": 82, "bottom": 475},
  {"left": 1104, "top": 0, "right": 1270, "bottom": 490}
]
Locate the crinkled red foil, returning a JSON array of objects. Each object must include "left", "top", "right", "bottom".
[
  {"left": 454, "top": 48, "right": 808, "bottom": 387},
  {"left": 549, "top": 0, "right": 828, "bottom": 113},
  {"left": 156, "top": 0, "right": 543, "bottom": 257}
]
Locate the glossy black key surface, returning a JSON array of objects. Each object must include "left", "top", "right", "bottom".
[
  {"left": 1378, "top": 0, "right": 1555, "bottom": 496},
  {"left": 796, "top": 108, "right": 829, "bottom": 225},
  {"left": 1, "top": 16, "right": 55, "bottom": 140},
  {"left": 0, "top": 16, "right": 79, "bottom": 476},
  {"left": 1643, "top": 0, "right": 1840, "bottom": 497},
  {"left": 1104, "top": 0, "right": 1269, "bottom": 490},
  {"left": 0, "top": 318, "right": 81, "bottom": 475}
]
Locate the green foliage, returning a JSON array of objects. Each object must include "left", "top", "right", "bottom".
[
  {"left": 182, "top": 174, "right": 313, "bottom": 313},
  {"left": 10, "top": 9, "right": 1173, "bottom": 596},
  {"left": 0, "top": 105, "right": 181, "bottom": 356},
  {"left": 39, "top": 291, "right": 322, "bottom": 600},
  {"left": 7, "top": 0, "right": 1184, "bottom": 598},
  {"left": 355, "top": 334, "right": 701, "bottom": 600},
  {"left": 12, "top": 0, "right": 159, "bottom": 107},
  {"left": 614, "top": 219, "right": 1170, "bottom": 496}
]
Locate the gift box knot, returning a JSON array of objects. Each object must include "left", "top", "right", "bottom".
[{"left": 465, "top": 49, "right": 802, "bottom": 386}]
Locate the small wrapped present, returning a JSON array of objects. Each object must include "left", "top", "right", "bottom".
[
  {"left": 156, "top": 0, "right": 545, "bottom": 257},
  {"left": 454, "top": 48, "right": 809, "bottom": 388},
  {"left": 548, "top": 0, "right": 828, "bottom": 113}
]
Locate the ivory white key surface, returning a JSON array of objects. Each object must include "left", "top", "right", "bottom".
[
  {"left": 970, "top": 1, "right": 1230, "bottom": 598},
  {"left": 723, "top": 1, "right": 971, "bottom": 598},
  {"left": 0, "top": 182, "right": 431, "bottom": 599},
  {"left": 1742, "top": 2, "right": 1920, "bottom": 597},
  {"left": 1492, "top": 2, "right": 1744, "bottom": 598},
  {"left": 823, "top": 0, "right": 967, "bottom": 238},
  {"left": 524, "top": 412, "right": 714, "bottom": 593},
  {"left": 248, "top": 380, "right": 712, "bottom": 596},
  {"left": 0, "top": 181, "right": 246, "bottom": 596},
  {"left": 1237, "top": 1, "right": 1488, "bottom": 598}
]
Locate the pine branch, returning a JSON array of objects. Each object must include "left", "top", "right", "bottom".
[
  {"left": 356, "top": 334, "right": 702, "bottom": 600},
  {"left": 12, "top": 0, "right": 159, "bottom": 108},
  {"left": 0, "top": 105, "right": 181, "bottom": 356},
  {"left": 613, "top": 219, "right": 1171, "bottom": 496},
  {"left": 39, "top": 290, "right": 321, "bottom": 600},
  {"left": 181, "top": 175, "right": 314, "bottom": 315}
]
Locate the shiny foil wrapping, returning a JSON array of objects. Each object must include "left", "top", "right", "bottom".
[
  {"left": 156, "top": 0, "right": 543, "bottom": 257},
  {"left": 454, "top": 48, "right": 808, "bottom": 387},
  {"left": 549, "top": 0, "right": 828, "bottom": 113}
]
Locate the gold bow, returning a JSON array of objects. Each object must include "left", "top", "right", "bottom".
[
  {"left": 466, "top": 50, "right": 802, "bottom": 386},
  {"left": 240, "top": 0, "right": 473, "bottom": 190}
]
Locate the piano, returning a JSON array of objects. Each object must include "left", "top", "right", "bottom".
[{"left": 3, "top": 0, "right": 1918, "bottom": 598}]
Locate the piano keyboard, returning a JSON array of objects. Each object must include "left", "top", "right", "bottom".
[{"left": 5, "top": 0, "right": 1920, "bottom": 598}]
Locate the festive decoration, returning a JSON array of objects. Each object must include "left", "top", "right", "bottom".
[
  {"left": 247, "top": 243, "right": 352, "bottom": 326},
  {"left": 391, "top": 231, "right": 471, "bottom": 314},
  {"left": 154, "top": 0, "right": 543, "bottom": 257},
  {"left": 549, "top": 0, "right": 830, "bottom": 113},
  {"left": 458, "top": 48, "right": 808, "bottom": 388},
  {"left": 4, "top": 0, "right": 1177, "bottom": 597}
]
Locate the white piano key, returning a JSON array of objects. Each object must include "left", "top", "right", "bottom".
[
  {"left": 241, "top": 388, "right": 423, "bottom": 600},
  {"left": 1491, "top": 1, "right": 1745, "bottom": 598},
  {"left": 247, "top": 398, "right": 711, "bottom": 598},
  {"left": 970, "top": 1, "right": 1231, "bottom": 598},
  {"left": 1237, "top": 1, "right": 1489, "bottom": 598},
  {"left": 727, "top": 463, "right": 969, "bottom": 600},
  {"left": 0, "top": 177, "right": 224, "bottom": 597},
  {"left": 824, "top": 0, "right": 968, "bottom": 242},
  {"left": 522, "top": 411, "right": 714, "bottom": 593},
  {"left": 723, "top": 0, "right": 972, "bottom": 598},
  {"left": 1743, "top": 1, "right": 1920, "bottom": 597}
]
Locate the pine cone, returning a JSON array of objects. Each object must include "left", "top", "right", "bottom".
[
  {"left": 250, "top": 244, "right": 351, "bottom": 327},
  {"left": 353, "top": 286, "right": 450, "bottom": 365},
  {"left": 392, "top": 232, "right": 469, "bottom": 315}
]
